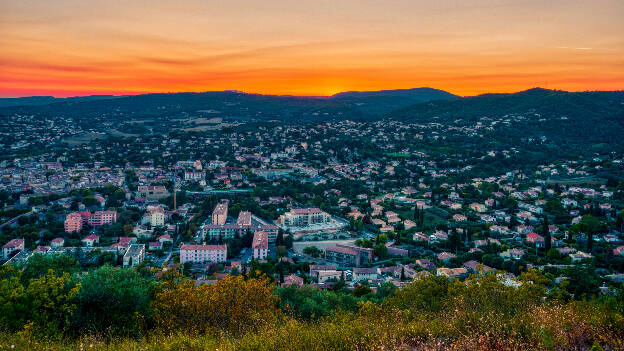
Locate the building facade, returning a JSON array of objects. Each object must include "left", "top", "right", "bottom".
[
  {"left": 252, "top": 231, "right": 269, "bottom": 260},
  {"left": 180, "top": 244, "right": 227, "bottom": 264}
]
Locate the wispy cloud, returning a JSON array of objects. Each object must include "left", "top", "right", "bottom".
[{"left": 555, "top": 46, "right": 593, "bottom": 50}]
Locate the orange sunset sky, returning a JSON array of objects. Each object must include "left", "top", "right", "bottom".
[{"left": 1, "top": 0, "right": 623, "bottom": 97}]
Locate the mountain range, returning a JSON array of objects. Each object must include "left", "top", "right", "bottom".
[{"left": 1, "top": 87, "right": 622, "bottom": 126}]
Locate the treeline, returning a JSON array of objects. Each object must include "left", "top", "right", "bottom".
[{"left": 1, "top": 254, "right": 623, "bottom": 350}]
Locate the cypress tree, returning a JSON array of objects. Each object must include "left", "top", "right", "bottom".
[{"left": 543, "top": 216, "right": 551, "bottom": 253}]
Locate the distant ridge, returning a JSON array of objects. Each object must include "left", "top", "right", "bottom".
[
  {"left": 386, "top": 88, "right": 624, "bottom": 122},
  {"left": 0, "top": 88, "right": 458, "bottom": 112},
  {"left": 0, "top": 95, "right": 123, "bottom": 108},
  {"left": 329, "top": 88, "right": 459, "bottom": 115}
]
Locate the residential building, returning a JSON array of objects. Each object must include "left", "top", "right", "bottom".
[
  {"left": 50, "top": 237, "right": 65, "bottom": 248},
  {"left": 325, "top": 244, "right": 373, "bottom": 267},
  {"left": 2, "top": 238, "right": 25, "bottom": 260},
  {"left": 180, "top": 243, "right": 227, "bottom": 264},
  {"left": 352, "top": 267, "right": 377, "bottom": 281},
  {"left": 64, "top": 212, "right": 83, "bottom": 233},
  {"left": 212, "top": 201, "right": 229, "bottom": 226},
  {"left": 81, "top": 234, "right": 99, "bottom": 247},
  {"left": 136, "top": 185, "right": 169, "bottom": 201},
  {"left": 87, "top": 211, "right": 117, "bottom": 227},
  {"left": 123, "top": 244, "right": 145, "bottom": 267},
  {"left": 252, "top": 231, "right": 269, "bottom": 260}
]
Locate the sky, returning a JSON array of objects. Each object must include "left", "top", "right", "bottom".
[{"left": 1, "top": 0, "right": 623, "bottom": 97}]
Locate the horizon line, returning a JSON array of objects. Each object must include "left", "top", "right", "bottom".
[{"left": 1, "top": 86, "right": 623, "bottom": 99}]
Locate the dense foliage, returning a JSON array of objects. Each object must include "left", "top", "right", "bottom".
[{"left": 0, "top": 256, "right": 622, "bottom": 350}]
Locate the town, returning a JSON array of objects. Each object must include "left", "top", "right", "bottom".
[{"left": 2, "top": 115, "right": 623, "bottom": 298}]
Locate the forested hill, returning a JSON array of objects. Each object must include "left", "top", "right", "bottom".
[
  {"left": 0, "top": 88, "right": 458, "bottom": 122},
  {"left": 387, "top": 88, "right": 624, "bottom": 148},
  {"left": 0, "top": 91, "right": 361, "bottom": 122},
  {"left": 388, "top": 88, "right": 624, "bottom": 123},
  {"left": 329, "top": 87, "right": 458, "bottom": 115}
]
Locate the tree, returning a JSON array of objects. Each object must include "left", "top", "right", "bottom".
[
  {"left": 152, "top": 276, "right": 279, "bottom": 335},
  {"left": 353, "top": 284, "right": 372, "bottom": 297},
  {"left": 374, "top": 243, "right": 388, "bottom": 259},
  {"left": 19, "top": 254, "right": 80, "bottom": 283},
  {"left": 303, "top": 246, "right": 321, "bottom": 258},
  {"left": 73, "top": 265, "right": 156, "bottom": 337},
  {"left": 542, "top": 216, "right": 551, "bottom": 252},
  {"left": 123, "top": 224, "right": 134, "bottom": 235},
  {"left": 276, "top": 229, "right": 284, "bottom": 246},
  {"left": 0, "top": 267, "right": 80, "bottom": 336}
]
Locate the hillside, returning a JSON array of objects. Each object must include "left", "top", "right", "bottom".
[
  {"left": 0, "top": 88, "right": 460, "bottom": 123},
  {"left": 0, "top": 95, "right": 121, "bottom": 108},
  {"left": 388, "top": 88, "right": 624, "bottom": 147},
  {"left": 0, "top": 91, "right": 360, "bottom": 123},
  {"left": 330, "top": 87, "right": 458, "bottom": 115}
]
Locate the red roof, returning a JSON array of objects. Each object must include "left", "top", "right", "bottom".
[
  {"left": 181, "top": 244, "right": 226, "bottom": 251},
  {"left": 291, "top": 208, "right": 322, "bottom": 214}
]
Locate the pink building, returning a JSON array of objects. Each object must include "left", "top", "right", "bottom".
[
  {"left": 180, "top": 244, "right": 227, "bottom": 264},
  {"left": 87, "top": 211, "right": 117, "bottom": 227},
  {"left": 252, "top": 231, "right": 269, "bottom": 260},
  {"left": 64, "top": 212, "right": 83, "bottom": 233}
]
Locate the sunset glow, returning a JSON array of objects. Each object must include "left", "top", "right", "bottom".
[{"left": 1, "top": 0, "right": 623, "bottom": 97}]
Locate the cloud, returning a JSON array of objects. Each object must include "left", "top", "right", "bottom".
[{"left": 555, "top": 46, "right": 593, "bottom": 50}]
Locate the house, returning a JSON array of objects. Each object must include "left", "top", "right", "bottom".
[
  {"left": 436, "top": 267, "right": 468, "bottom": 279},
  {"left": 2, "top": 238, "right": 25, "bottom": 260},
  {"left": 569, "top": 251, "right": 592, "bottom": 262},
  {"left": 453, "top": 214, "right": 467, "bottom": 221},
  {"left": 158, "top": 234, "right": 173, "bottom": 244},
  {"left": 470, "top": 203, "right": 487, "bottom": 213},
  {"left": 252, "top": 231, "right": 269, "bottom": 260},
  {"left": 500, "top": 248, "right": 525, "bottom": 260},
  {"left": 282, "top": 274, "right": 304, "bottom": 288},
  {"left": 34, "top": 245, "right": 51, "bottom": 253},
  {"left": 463, "top": 260, "right": 493, "bottom": 273},
  {"left": 50, "top": 237, "right": 65, "bottom": 248},
  {"left": 81, "top": 234, "right": 100, "bottom": 247},
  {"left": 316, "top": 270, "right": 342, "bottom": 283},
  {"left": 133, "top": 226, "right": 154, "bottom": 239},
  {"left": 415, "top": 259, "right": 436, "bottom": 270},
  {"left": 437, "top": 252, "right": 455, "bottom": 262},
  {"left": 526, "top": 232, "right": 545, "bottom": 248},
  {"left": 310, "top": 264, "right": 337, "bottom": 276},
  {"left": 123, "top": 244, "right": 145, "bottom": 267},
  {"left": 412, "top": 232, "right": 429, "bottom": 242},
  {"left": 430, "top": 230, "right": 448, "bottom": 243},
  {"left": 403, "top": 220, "right": 417, "bottom": 230},
  {"left": 352, "top": 267, "right": 377, "bottom": 281}
]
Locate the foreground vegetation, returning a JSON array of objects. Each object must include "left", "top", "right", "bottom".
[{"left": 1, "top": 255, "right": 623, "bottom": 350}]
